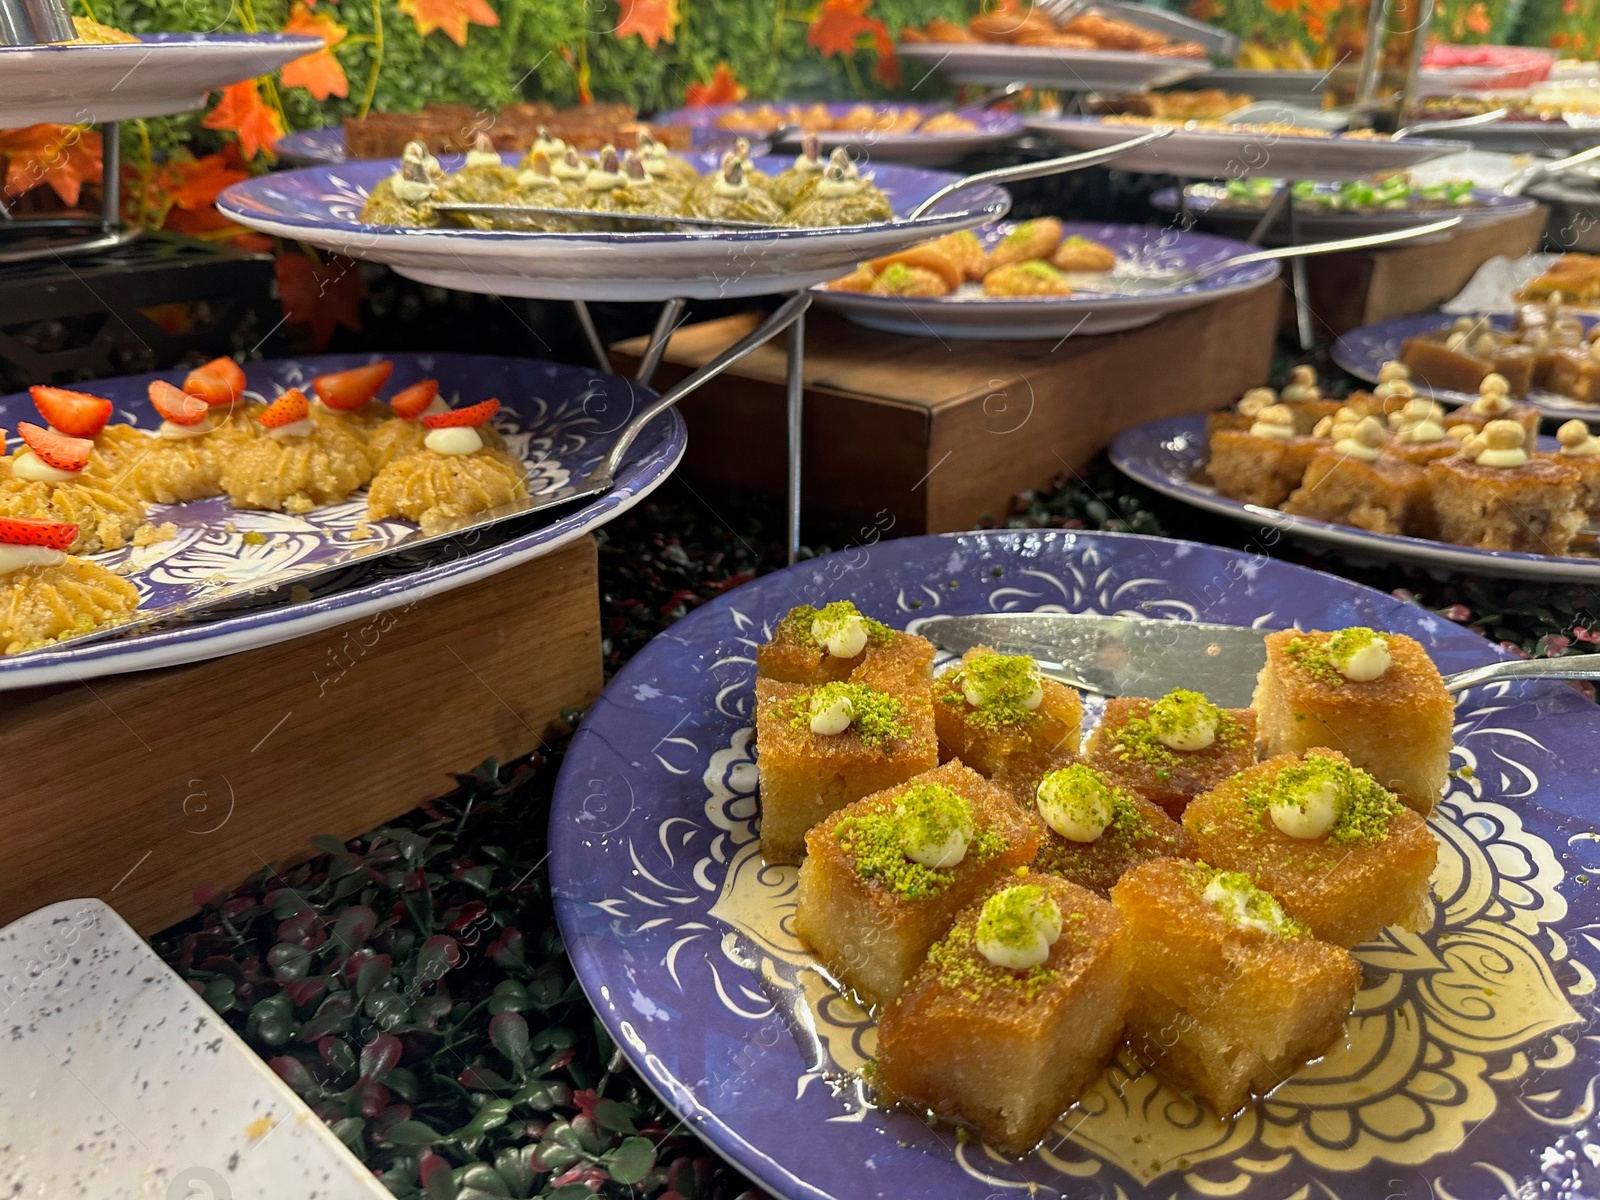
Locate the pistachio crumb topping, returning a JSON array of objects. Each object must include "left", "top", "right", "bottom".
[
  {"left": 975, "top": 884, "right": 1062, "bottom": 969},
  {"left": 942, "top": 652, "right": 1044, "bottom": 729},
  {"left": 1036, "top": 764, "right": 1146, "bottom": 844},
  {"left": 1111, "top": 693, "right": 1245, "bottom": 782},
  {"left": 833, "top": 783, "right": 1006, "bottom": 898},
  {"left": 1286, "top": 629, "right": 1392, "bottom": 686},
  {"left": 1147, "top": 688, "right": 1221, "bottom": 751},
  {"left": 893, "top": 781, "right": 974, "bottom": 868},
  {"left": 782, "top": 601, "right": 891, "bottom": 652},
  {"left": 1188, "top": 863, "right": 1306, "bottom": 938},
  {"left": 788, "top": 682, "right": 912, "bottom": 748},
  {"left": 925, "top": 919, "right": 1060, "bottom": 1003},
  {"left": 1243, "top": 753, "right": 1404, "bottom": 847}
]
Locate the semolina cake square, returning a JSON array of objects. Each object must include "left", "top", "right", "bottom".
[
  {"left": 1207, "top": 428, "right": 1325, "bottom": 509},
  {"left": 1086, "top": 690, "right": 1255, "bottom": 819},
  {"left": 932, "top": 647, "right": 1083, "bottom": 778},
  {"left": 793, "top": 761, "right": 1040, "bottom": 1009},
  {"left": 1111, "top": 858, "right": 1361, "bottom": 1116},
  {"left": 1000, "top": 757, "right": 1197, "bottom": 896},
  {"left": 1251, "top": 627, "right": 1454, "bottom": 814},
  {"left": 756, "top": 600, "right": 935, "bottom": 686},
  {"left": 1281, "top": 449, "right": 1428, "bottom": 537},
  {"left": 1425, "top": 452, "right": 1584, "bottom": 556},
  {"left": 755, "top": 675, "right": 938, "bottom": 864},
  {"left": 1184, "top": 750, "right": 1437, "bottom": 947},
  {"left": 875, "top": 873, "right": 1128, "bottom": 1154}
]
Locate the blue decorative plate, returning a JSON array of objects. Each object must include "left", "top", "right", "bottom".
[
  {"left": 1109, "top": 414, "right": 1600, "bottom": 581},
  {"left": 550, "top": 529, "right": 1600, "bottom": 1200},
  {"left": 276, "top": 125, "right": 347, "bottom": 166},
  {"left": 1333, "top": 312, "right": 1600, "bottom": 426},
  {"left": 0, "top": 353, "right": 683, "bottom": 690},
  {"left": 1150, "top": 184, "right": 1540, "bottom": 242}
]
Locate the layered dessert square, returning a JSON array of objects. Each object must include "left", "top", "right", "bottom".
[
  {"left": 1184, "top": 750, "right": 1437, "bottom": 946},
  {"left": 875, "top": 873, "right": 1128, "bottom": 1154},
  {"left": 1208, "top": 406, "right": 1326, "bottom": 509},
  {"left": 1553, "top": 420, "right": 1600, "bottom": 525},
  {"left": 1425, "top": 426, "right": 1584, "bottom": 556},
  {"left": 793, "top": 761, "right": 1040, "bottom": 1007},
  {"left": 1111, "top": 858, "right": 1362, "bottom": 1116},
  {"left": 1086, "top": 689, "right": 1255, "bottom": 819},
  {"left": 932, "top": 647, "right": 1083, "bottom": 777},
  {"left": 756, "top": 599, "right": 934, "bottom": 686},
  {"left": 1282, "top": 429, "right": 1427, "bottom": 537},
  {"left": 755, "top": 674, "right": 938, "bottom": 864},
  {"left": 1251, "top": 626, "right": 1453, "bottom": 813}
]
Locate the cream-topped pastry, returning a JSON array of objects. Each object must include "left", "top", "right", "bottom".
[
  {"left": 0, "top": 517, "right": 139, "bottom": 655},
  {"left": 1333, "top": 416, "right": 1385, "bottom": 462},
  {"left": 1467, "top": 419, "right": 1530, "bottom": 468},
  {"left": 1236, "top": 387, "right": 1276, "bottom": 418},
  {"left": 462, "top": 132, "right": 502, "bottom": 169},
  {"left": 220, "top": 388, "right": 373, "bottom": 513},
  {"left": 975, "top": 883, "right": 1062, "bottom": 970},
  {"left": 553, "top": 147, "right": 590, "bottom": 183},
  {"left": 366, "top": 397, "right": 526, "bottom": 534},
  {"left": 1201, "top": 870, "right": 1300, "bottom": 936},
  {"left": 1558, "top": 419, "right": 1600, "bottom": 457},
  {"left": 365, "top": 379, "right": 503, "bottom": 472},
  {"left": 1036, "top": 764, "right": 1116, "bottom": 842},
  {"left": 1146, "top": 688, "right": 1220, "bottom": 751},
  {"left": 1280, "top": 364, "right": 1321, "bottom": 404},
  {"left": 1326, "top": 626, "right": 1391, "bottom": 682},
  {"left": 811, "top": 602, "right": 871, "bottom": 658},
  {"left": 122, "top": 379, "right": 243, "bottom": 503},
  {"left": 895, "top": 783, "right": 972, "bottom": 868},
  {"left": 1248, "top": 403, "right": 1296, "bottom": 440},
  {"left": 0, "top": 424, "right": 147, "bottom": 554}
]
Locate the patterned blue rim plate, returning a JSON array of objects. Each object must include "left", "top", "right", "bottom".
[
  {"left": 811, "top": 220, "right": 1280, "bottom": 339},
  {"left": 0, "top": 33, "right": 320, "bottom": 129},
  {"left": 550, "top": 529, "right": 1600, "bottom": 1200},
  {"left": 1150, "top": 185, "right": 1540, "bottom": 241},
  {"left": 276, "top": 125, "right": 347, "bottom": 166},
  {"left": 0, "top": 353, "right": 684, "bottom": 691},
  {"left": 1109, "top": 414, "right": 1600, "bottom": 581},
  {"left": 1333, "top": 312, "right": 1600, "bottom": 426},
  {"left": 217, "top": 154, "right": 1010, "bottom": 302}
]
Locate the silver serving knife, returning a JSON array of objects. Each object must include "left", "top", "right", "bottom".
[{"left": 917, "top": 612, "right": 1600, "bottom": 708}]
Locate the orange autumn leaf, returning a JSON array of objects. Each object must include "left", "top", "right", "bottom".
[
  {"left": 280, "top": 3, "right": 348, "bottom": 100},
  {"left": 807, "top": 0, "right": 882, "bottom": 57},
  {"left": 275, "top": 250, "right": 365, "bottom": 350},
  {"left": 399, "top": 0, "right": 499, "bottom": 47},
  {"left": 684, "top": 62, "right": 746, "bottom": 107},
  {"left": 870, "top": 22, "right": 899, "bottom": 85},
  {"left": 615, "top": 0, "right": 678, "bottom": 46},
  {"left": 165, "top": 152, "right": 250, "bottom": 210},
  {"left": 0, "top": 124, "right": 102, "bottom": 206},
  {"left": 202, "top": 81, "right": 285, "bottom": 161}
]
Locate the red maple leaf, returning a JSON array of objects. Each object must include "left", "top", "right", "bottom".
[
  {"left": 0, "top": 124, "right": 102, "bottom": 206},
  {"left": 202, "top": 81, "right": 285, "bottom": 161},
  {"left": 275, "top": 250, "right": 365, "bottom": 350},
  {"left": 398, "top": 0, "right": 499, "bottom": 47},
  {"left": 615, "top": 0, "right": 678, "bottom": 46},
  {"left": 871, "top": 22, "right": 899, "bottom": 84},
  {"left": 280, "top": 4, "right": 349, "bottom": 100},
  {"left": 807, "top": 0, "right": 879, "bottom": 57},
  {"left": 683, "top": 62, "right": 747, "bottom": 107}
]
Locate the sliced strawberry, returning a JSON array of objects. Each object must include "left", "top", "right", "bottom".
[
  {"left": 149, "top": 380, "right": 210, "bottom": 426},
  {"left": 0, "top": 517, "right": 77, "bottom": 550},
  {"left": 313, "top": 361, "right": 395, "bottom": 412},
  {"left": 17, "top": 421, "right": 91, "bottom": 472},
  {"left": 184, "top": 357, "right": 247, "bottom": 406},
  {"left": 29, "top": 386, "right": 112, "bottom": 438},
  {"left": 259, "top": 388, "right": 311, "bottom": 429},
  {"left": 422, "top": 399, "right": 499, "bottom": 429},
  {"left": 389, "top": 380, "right": 439, "bottom": 421}
]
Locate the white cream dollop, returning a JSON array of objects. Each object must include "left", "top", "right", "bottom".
[
  {"left": 1270, "top": 777, "right": 1341, "bottom": 839},
  {"left": 808, "top": 690, "right": 854, "bottom": 736},
  {"left": 1203, "top": 876, "right": 1283, "bottom": 935},
  {"left": 158, "top": 416, "right": 215, "bottom": 440},
  {"left": 392, "top": 175, "right": 434, "bottom": 203},
  {"left": 0, "top": 544, "right": 65, "bottom": 574},
  {"left": 975, "top": 888, "right": 1063, "bottom": 970},
  {"left": 960, "top": 666, "right": 1043, "bottom": 711},
  {"left": 811, "top": 611, "right": 868, "bottom": 659},
  {"left": 425, "top": 425, "right": 484, "bottom": 456},
  {"left": 1036, "top": 770, "right": 1113, "bottom": 843},
  {"left": 1473, "top": 419, "right": 1529, "bottom": 468},
  {"left": 1327, "top": 628, "right": 1391, "bottom": 682},
  {"left": 1558, "top": 419, "right": 1600, "bottom": 458},
  {"left": 268, "top": 417, "right": 314, "bottom": 441},
  {"left": 1248, "top": 404, "right": 1296, "bottom": 440},
  {"left": 11, "top": 450, "right": 79, "bottom": 483},
  {"left": 901, "top": 821, "right": 968, "bottom": 869},
  {"left": 464, "top": 148, "right": 502, "bottom": 169},
  {"left": 1148, "top": 691, "right": 1219, "bottom": 752}
]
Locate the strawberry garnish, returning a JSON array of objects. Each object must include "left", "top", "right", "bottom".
[
  {"left": 17, "top": 421, "right": 91, "bottom": 472},
  {"left": 0, "top": 517, "right": 77, "bottom": 550},
  {"left": 259, "top": 389, "right": 311, "bottom": 430},
  {"left": 149, "top": 380, "right": 210, "bottom": 426},
  {"left": 422, "top": 399, "right": 499, "bottom": 429},
  {"left": 184, "top": 357, "right": 246, "bottom": 406},
  {"left": 29, "top": 386, "right": 112, "bottom": 438},
  {"left": 389, "top": 380, "right": 439, "bottom": 421},
  {"left": 313, "top": 361, "right": 395, "bottom": 412}
]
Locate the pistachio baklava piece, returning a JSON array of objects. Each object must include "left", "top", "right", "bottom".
[
  {"left": 875, "top": 874, "right": 1129, "bottom": 1154},
  {"left": 1085, "top": 688, "right": 1254, "bottom": 819},
  {"left": 793, "top": 762, "right": 1040, "bottom": 1007},
  {"left": 1111, "top": 858, "right": 1361, "bottom": 1116},
  {"left": 1251, "top": 627, "right": 1453, "bottom": 814},
  {"left": 932, "top": 647, "right": 1083, "bottom": 777},
  {"left": 1184, "top": 750, "right": 1437, "bottom": 947},
  {"left": 756, "top": 599, "right": 934, "bottom": 687},
  {"left": 755, "top": 675, "right": 938, "bottom": 864}
]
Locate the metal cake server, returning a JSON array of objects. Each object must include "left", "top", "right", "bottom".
[{"left": 917, "top": 612, "right": 1600, "bottom": 708}]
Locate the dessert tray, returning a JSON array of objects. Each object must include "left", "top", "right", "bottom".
[
  {"left": 811, "top": 220, "right": 1279, "bottom": 338},
  {"left": 0, "top": 353, "right": 684, "bottom": 691},
  {"left": 0, "top": 33, "right": 320, "bottom": 128},
  {"left": 655, "top": 102, "right": 1024, "bottom": 167},
  {"left": 1151, "top": 182, "right": 1539, "bottom": 241},
  {"left": 897, "top": 43, "right": 1205, "bottom": 93},
  {"left": 1333, "top": 312, "right": 1600, "bottom": 424},
  {"left": 1025, "top": 116, "right": 1472, "bottom": 181},
  {"left": 550, "top": 528, "right": 1600, "bottom": 1199},
  {"left": 217, "top": 153, "right": 1011, "bottom": 302},
  {"left": 1110, "top": 414, "right": 1600, "bottom": 580},
  {"left": 0, "top": 898, "right": 389, "bottom": 1199}
]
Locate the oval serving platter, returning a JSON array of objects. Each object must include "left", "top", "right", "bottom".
[
  {"left": 811, "top": 220, "right": 1279, "bottom": 338},
  {"left": 550, "top": 528, "right": 1600, "bottom": 1200},
  {"left": 218, "top": 154, "right": 1010, "bottom": 302},
  {"left": 1151, "top": 183, "right": 1541, "bottom": 242},
  {"left": 0, "top": 353, "right": 684, "bottom": 690}
]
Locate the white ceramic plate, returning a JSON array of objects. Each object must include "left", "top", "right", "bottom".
[
  {"left": 1026, "top": 115, "right": 1472, "bottom": 181},
  {"left": 0, "top": 898, "right": 390, "bottom": 1200},
  {"left": 0, "top": 33, "right": 319, "bottom": 127},
  {"left": 897, "top": 42, "right": 1204, "bottom": 92}
]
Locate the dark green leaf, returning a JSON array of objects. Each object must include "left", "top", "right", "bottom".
[
  {"left": 488, "top": 1011, "right": 531, "bottom": 1070},
  {"left": 310, "top": 834, "right": 348, "bottom": 856},
  {"left": 330, "top": 1117, "right": 366, "bottom": 1156},
  {"left": 493, "top": 1146, "right": 538, "bottom": 1197},
  {"left": 456, "top": 1164, "right": 511, "bottom": 1196},
  {"left": 201, "top": 977, "right": 235, "bottom": 1014},
  {"left": 545, "top": 1185, "right": 592, "bottom": 1200},
  {"left": 607, "top": 1136, "right": 656, "bottom": 1185},
  {"left": 487, "top": 981, "right": 531, "bottom": 1014},
  {"left": 591, "top": 1099, "right": 637, "bottom": 1135},
  {"left": 450, "top": 1099, "right": 513, "bottom": 1141},
  {"left": 382, "top": 1119, "right": 444, "bottom": 1147}
]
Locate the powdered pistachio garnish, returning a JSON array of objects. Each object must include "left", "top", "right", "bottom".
[
  {"left": 1148, "top": 688, "right": 1222, "bottom": 752},
  {"left": 946, "top": 652, "right": 1044, "bottom": 729},
  {"left": 782, "top": 601, "right": 891, "bottom": 655},
  {"left": 893, "top": 782, "right": 974, "bottom": 868},
  {"left": 1249, "top": 753, "right": 1405, "bottom": 845},
  {"left": 1194, "top": 866, "right": 1306, "bottom": 937},
  {"left": 790, "top": 681, "right": 911, "bottom": 746},
  {"left": 834, "top": 790, "right": 1006, "bottom": 898},
  {"left": 1036, "top": 764, "right": 1115, "bottom": 842},
  {"left": 1326, "top": 626, "right": 1391, "bottom": 682},
  {"left": 1112, "top": 697, "right": 1245, "bottom": 782},
  {"left": 975, "top": 884, "right": 1063, "bottom": 970}
]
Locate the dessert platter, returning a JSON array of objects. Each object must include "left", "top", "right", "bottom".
[
  {"left": 811, "top": 218, "right": 1279, "bottom": 338},
  {"left": 1110, "top": 362, "right": 1600, "bottom": 580},
  {"left": 550, "top": 528, "right": 1600, "bottom": 1199},
  {"left": 1025, "top": 115, "right": 1473, "bottom": 181},
  {"left": 0, "top": 352, "right": 685, "bottom": 690}
]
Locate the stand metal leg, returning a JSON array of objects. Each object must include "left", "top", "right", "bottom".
[
  {"left": 635, "top": 298, "right": 686, "bottom": 385},
  {"left": 572, "top": 300, "right": 610, "bottom": 371},
  {"left": 785, "top": 307, "right": 805, "bottom": 565},
  {"left": 101, "top": 120, "right": 119, "bottom": 236},
  {"left": 1284, "top": 193, "right": 1315, "bottom": 351}
]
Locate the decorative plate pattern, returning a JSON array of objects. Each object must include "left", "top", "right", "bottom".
[
  {"left": 1109, "top": 415, "right": 1600, "bottom": 582},
  {"left": 0, "top": 353, "right": 684, "bottom": 690},
  {"left": 276, "top": 125, "right": 347, "bottom": 165},
  {"left": 812, "top": 219, "right": 1279, "bottom": 338},
  {"left": 1332, "top": 312, "right": 1600, "bottom": 425},
  {"left": 1151, "top": 184, "right": 1540, "bottom": 242},
  {"left": 550, "top": 529, "right": 1600, "bottom": 1200}
]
